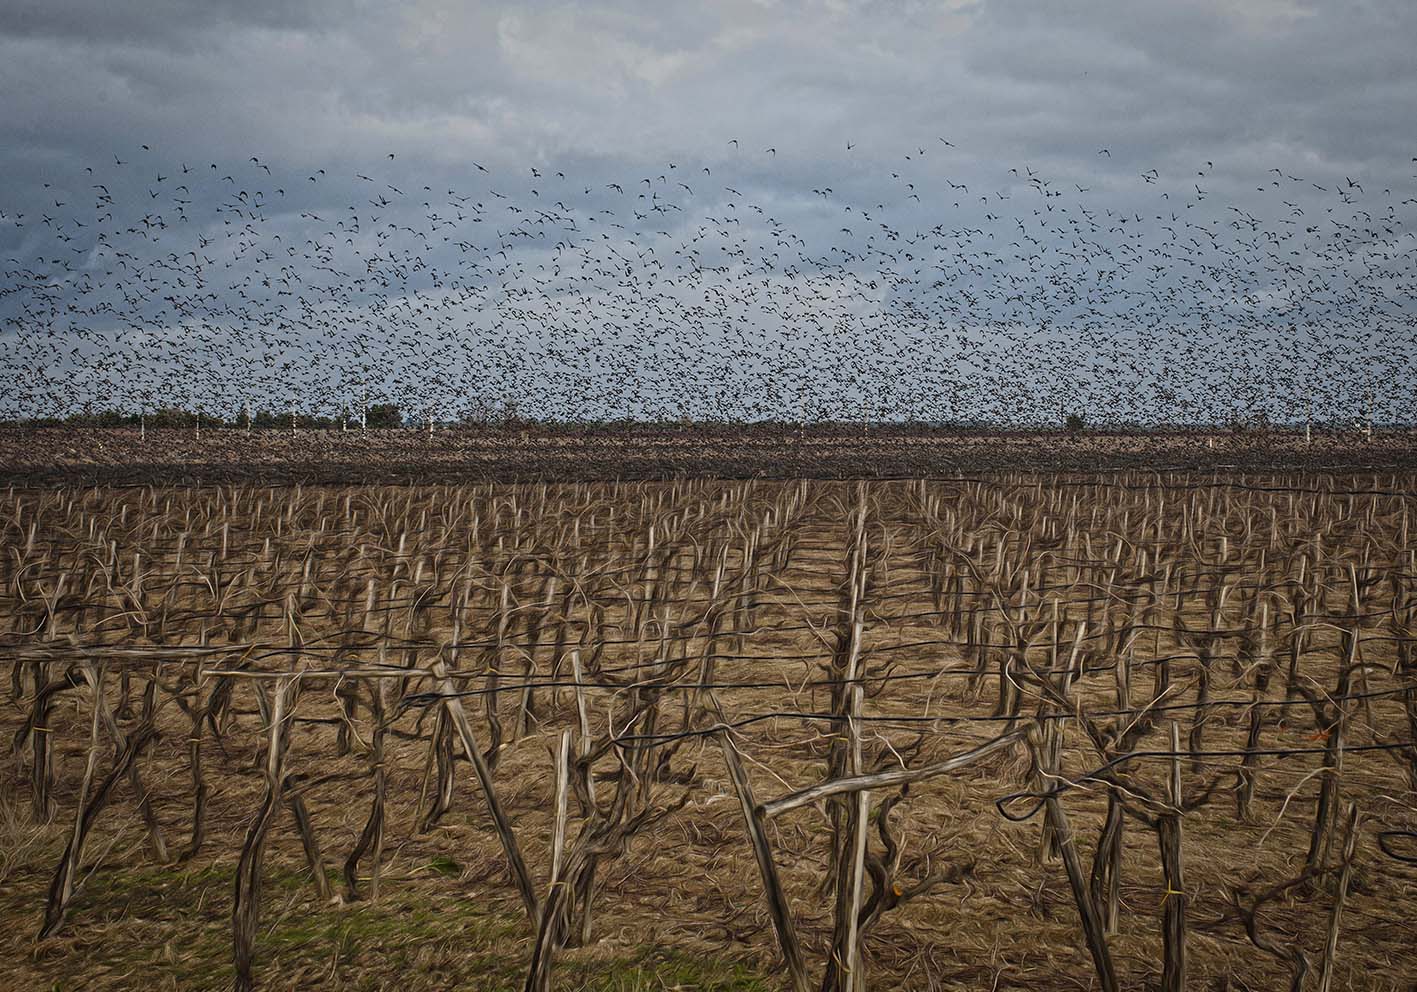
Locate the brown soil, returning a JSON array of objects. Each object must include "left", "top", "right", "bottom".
[
  {"left": 1, "top": 426, "right": 1413, "bottom": 485},
  {"left": 1, "top": 475, "right": 1414, "bottom": 991}
]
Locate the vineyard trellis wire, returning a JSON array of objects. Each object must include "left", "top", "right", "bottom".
[{"left": 2, "top": 472, "right": 1416, "bottom": 990}]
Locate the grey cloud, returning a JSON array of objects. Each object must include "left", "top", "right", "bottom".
[{"left": 1, "top": 0, "right": 1414, "bottom": 422}]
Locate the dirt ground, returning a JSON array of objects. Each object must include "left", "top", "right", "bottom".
[
  {"left": 2, "top": 476, "right": 1415, "bottom": 991},
  {"left": 1, "top": 425, "right": 1413, "bottom": 485}
]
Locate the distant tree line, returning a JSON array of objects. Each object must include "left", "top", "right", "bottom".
[
  {"left": 0, "top": 404, "right": 1395, "bottom": 433},
  {"left": 0, "top": 407, "right": 1046, "bottom": 430}
]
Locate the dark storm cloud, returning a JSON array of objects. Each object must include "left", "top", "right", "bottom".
[
  {"left": 5, "top": 0, "right": 1409, "bottom": 181},
  {"left": 0, "top": 0, "right": 353, "bottom": 48},
  {"left": 1, "top": 1, "right": 1414, "bottom": 422}
]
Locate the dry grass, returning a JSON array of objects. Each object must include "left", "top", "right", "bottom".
[{"left": 2, "top": 475, "right": 1415, "bottom": 990}]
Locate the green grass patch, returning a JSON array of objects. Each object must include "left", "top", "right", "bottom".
[{"left": 6, "top": 858, "right": 772, "bottom": 991}]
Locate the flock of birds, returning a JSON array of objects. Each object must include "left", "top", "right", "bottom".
[{"left": 1, "top": 140, "right": 1415, "bottom": 429}]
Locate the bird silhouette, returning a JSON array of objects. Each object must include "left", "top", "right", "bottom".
[{"left": 0, "top": 138, "right": 1410, "bottom": 449}]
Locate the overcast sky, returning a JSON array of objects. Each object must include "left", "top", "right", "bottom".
[{"left": 2, "top": 0, "right": 1415, "bottom": 423}]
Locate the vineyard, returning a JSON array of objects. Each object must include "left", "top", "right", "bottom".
[{"left": 3, "top": 473, "right": 1416, "bottom": 991}]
